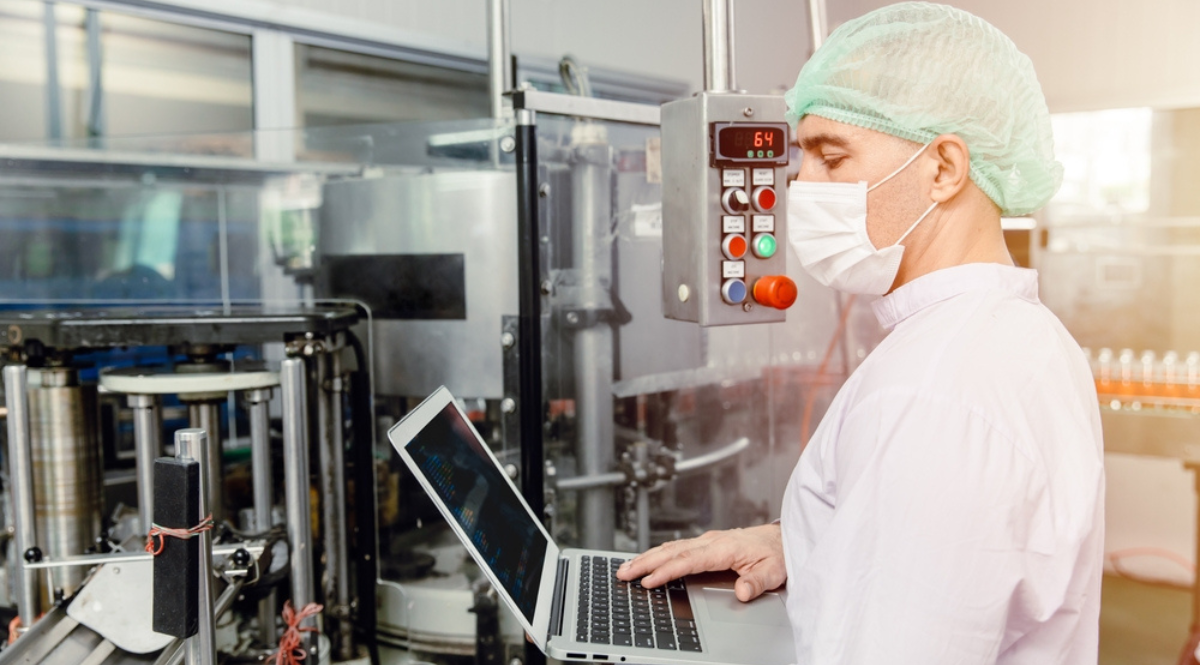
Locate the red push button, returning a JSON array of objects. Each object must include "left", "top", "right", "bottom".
[
  {"left": 721, "top": 234, "right": 747, "bottom": 260},
  {"left": 753, "top": 275, "right": 797, "bottom": 310},
  {"left": 752, "top": 186, "right": 777, "bottom": 212}
]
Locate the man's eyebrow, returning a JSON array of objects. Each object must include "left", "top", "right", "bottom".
[{"left": 798, "top": 133, "right": 850, "bottom": 151}]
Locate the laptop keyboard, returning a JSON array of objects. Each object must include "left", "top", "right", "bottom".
[{"left": 576, "top": 555, "right": 702, "bottom": 652}]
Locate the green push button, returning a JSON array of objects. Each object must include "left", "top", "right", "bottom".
[{"left": 753, "top": 233, "right": 777, "bottom": 259}]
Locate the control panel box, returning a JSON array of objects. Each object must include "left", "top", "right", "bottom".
[{"left": 661, "top": 93, "right": 796, "bottom": 326}]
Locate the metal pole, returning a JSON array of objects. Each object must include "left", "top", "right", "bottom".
[
  {"left": 572, "top": 143, "right": 616, "bottom": 551},
  {"left": 515, "top": 106, "right": 546, "bottom": 665},
  {"left": 130, "top": 395, "right": 161, "bottom": 534},
  {"left": 807, "top": 0, "right": 828, "bottom": 52},
  {"left": 42, "top": 2, "right": 62, "bottom": 141},
  {"left": 702, "top": 0, "right": 735, "bottom": 92},
  {"left": 487, "top": 0, "right": 513, "bottom": 120},
  {"left": 634, "top": 443, "right": 651, "bottom": 553},
  {"left": 4, "top": 365, "right": 39, "bottom": 632},
  {"left": 175, "top": 429, "right": 217, "bottom": 665},
  {"left": 327, "top": 352, "right": 353, "bottom": 660},
  {"left": 187, "top": 402, "right": 224, "bottom": 524},
  {"left": 281, "top": 357, "right": 317, "bottom": 651},
  {"left": 246, "top": 387, "right": 277, "bottom": 645}
]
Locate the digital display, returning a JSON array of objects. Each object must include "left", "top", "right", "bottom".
[
  {"left": 405, "top": 403, "right": 548, "bottom": 622},
  {"left": 713, "top": 124, "right": 789, "bottom": 164}
]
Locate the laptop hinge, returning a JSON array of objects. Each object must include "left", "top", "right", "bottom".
[{"left": 549, "top": 556, "right": 569, "bottom": 637}]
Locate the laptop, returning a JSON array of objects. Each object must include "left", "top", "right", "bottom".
[{"left": 388, "top": 386, "right": 796, "bottom": 664}]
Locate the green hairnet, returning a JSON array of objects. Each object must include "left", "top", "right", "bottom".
[{"left": 785, "top": 2, "right": 1062, "bottom": 216}]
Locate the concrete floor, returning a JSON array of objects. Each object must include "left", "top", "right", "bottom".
[{"left": 1100, "top": 574, "right": 1192, "bottom": 665}]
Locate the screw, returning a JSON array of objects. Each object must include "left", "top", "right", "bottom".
[
  {"left": 501, "top": 332, "right": 515, "bottom": 349},
  {"left": 541, "top": 280, "right": 553, "bottom": 295},
  {"left": 566, "top": 312, "right": 580, "bottom": 325},
  {"left": 538, "top": 183, "right": 551, "bottom": 198},
  {"left": 501, "top": 397, "right": 516, "bottom": 413},
  {"left": 743, "top": 302, "right": 754, "bottom": 312},
  {"left": 500, "top": 136, "right": 516, "bottom": 153},
  {"left": 743, "top": 107, "right": 755, "bottom": 117}
]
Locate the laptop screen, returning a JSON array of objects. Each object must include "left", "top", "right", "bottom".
[{"left": 404, "top": 402, "right": 549, "bottom": 622}]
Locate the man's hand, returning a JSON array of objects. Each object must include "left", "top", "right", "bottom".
[{"left": 615, "top": 523, "right": 786, "bottom": 602}]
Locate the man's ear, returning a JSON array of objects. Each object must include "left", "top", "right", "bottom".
[{"left": 927, "top": 134, "right": 971, "bottom": 203}]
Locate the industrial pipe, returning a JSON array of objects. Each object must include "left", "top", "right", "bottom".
[
  {"left": 807, "top": 0, "right": 828, "bottom": 52},
  {"left": 130, "top": 394, "right": 162, "bottom": 534},
  {"left": 175, "top": 428, "right": 217, "bottom": 665},
  {"left": 187, "top": 402, "right": 223, "bottom": 523},
  {"left": 246, "top": 387, "right": 276, "bottom": 645},
  {"left": 702, "top": 0, "right": 736, "bottom": 92},
  {"left": 487, "top": 0, "right": 513, "bottom": 119},
  {"left": 281, "top": 357, "right": 317, "bottom": 650},
  {"left": 3, "top": 365, "right": 39, "bottom": 632}
]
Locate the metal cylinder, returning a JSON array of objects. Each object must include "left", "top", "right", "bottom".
[
  {"left": 633, "top": 443, "right": 651, "bottom": 553},
  {"left": 4, "top": 365, "right": 39, "bottom": 630},
  {"left": 702, "top": 0, "right": 736, "bottom": 92},
  {"left": 246, "top": 387, "right": 277, "bottom": 645},
  {"left": 318, "top": 352, "right": 353, "bottom": 660},
  {"left": 807, "top": 0, "right": 828, "bottom": 52},
  {"left": 281, "top": 357, "right": 318, "bottom": 648},
  {"left": 130, "top": 394, "right": 162, "bottom": 535},
  {"left": 572, "top": 143, "right": 616, "bottom": 551},
  {"left": 175, "top": 428, "right": 217, "bottom": 665},
  {"left": 487, "top": 0, "right": 513, "bottom": 119},
  {"left": 28, "top": 367, "right": 100, "bottom": 605},
  {"left": 187, "top": 402, "right": 224, "bottom": 524}
]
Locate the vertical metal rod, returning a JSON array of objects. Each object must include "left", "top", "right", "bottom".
[
  {"left": 514, "top": 106, "right": 546, "bottom": 665},
  {"left": 702, "top": 0, "right": 735, "bottom": 92},
  {"left": 187, "top": 403, "right": 224, "bottom": 524},
  {"left": 328, "top": 352, "right": 353, "bottom": 660},
  {"left": 634, "top": 443, "right": 651, "bottom": 553},
  {"left": 175, "top": 429, "right": 216, "bottom": 665},
  {"left": 42, "top": 2, "right": 62, "bottom": 141},
  {"left": 246, "top": 387, "right": 277, "bottom": 645},
  {"left": 281, "top": 358, "right": 317, "bottom": 650},
  {"left": 129, "top": 394, "right": 162, "bottom": 534},
  {"left": 572, "top": 143, "right": 616, "bottom": 551},
  {"left": 487, "top": 0, "right": 513, "bottom": 119},
  {"left": 84, "top": 7, "right": 104, "bottom": 143},
  {"left": 807, "top": 0, "right": 828, "bottom": 52},
  {"left": 4, "top": 365, "right": 39, "bottom": 632}
]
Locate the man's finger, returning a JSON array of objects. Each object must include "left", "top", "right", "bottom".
[{"left": 617, "top": 541, "right": 685, "bottom": 580}]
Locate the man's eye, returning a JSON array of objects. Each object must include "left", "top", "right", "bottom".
[{"left": 823, "top": 156, "right": 845, "bottom": 169}]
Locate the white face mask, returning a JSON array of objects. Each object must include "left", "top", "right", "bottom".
[{"left": 787, "top": 143, "right": 938, "bottom": 295}]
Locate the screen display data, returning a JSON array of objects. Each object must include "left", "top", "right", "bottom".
[
  {"left": 405, "top": 403, "right": 549, "bottom": 622},
  {"left": 714, "top": 124, "right": 788, "bottom": 163}
]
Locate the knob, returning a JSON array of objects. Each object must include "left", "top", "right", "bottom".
[
  {"left": 721, "top": 188, "right": 750, "bottom": 214},
  {"left": 753, "top": 275, "right": 797, "bottom": 310},
  {"left": 752, "top": 186, "right": 777, "bottom": 212},
  {"left": 721, "top": 279, "right": 747, "bottom": 305},
  {"left": 721, "top": 234, "right": 748, "bottom": 260}
]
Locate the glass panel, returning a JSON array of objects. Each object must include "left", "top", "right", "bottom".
[
  {"left": 295, "top": 44, "right": 490, "bottom": 126},
  {"left": 0, "top": 2, "right": 252, "bottom": 143}
]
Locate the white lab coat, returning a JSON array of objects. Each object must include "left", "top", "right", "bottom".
[{"left": 780, "top": 263, "right": 1105, "bottom": 664}]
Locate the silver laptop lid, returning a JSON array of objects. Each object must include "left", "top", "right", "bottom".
[{"left": 388, "top": 386, "right": 561, "bottom": 648}]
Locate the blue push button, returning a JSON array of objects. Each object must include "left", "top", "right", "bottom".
[{"left": 721, "top": 279, "right": 747, "bottom": 305}]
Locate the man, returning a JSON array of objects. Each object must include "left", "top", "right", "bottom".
[{"left": 618, "top": 3, "right": 1105, "bottom": 663}]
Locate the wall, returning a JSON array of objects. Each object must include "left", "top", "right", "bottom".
[{"left": 836, "top": 0, "right": 1200, "bottom": 113}]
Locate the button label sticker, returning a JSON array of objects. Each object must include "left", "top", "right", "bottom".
[
  {"left": 722, "top": 216, "right": 746, "bottom": 233},
  {"left": 722, "top": 261, "right": 745, "bottom": 278},
  {"left": 722, "top": 169, "right": 746, "bottom": 187},
  {"left": 752, "top": 169, "right": 774, "bottom": 186},
  {"left": 752, "top": 215, "right": 775, "bottom": 232}
]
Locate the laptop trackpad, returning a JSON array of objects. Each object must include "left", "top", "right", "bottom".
[{"left": 698, "top": 587, "right": 790, "bottom": 627}]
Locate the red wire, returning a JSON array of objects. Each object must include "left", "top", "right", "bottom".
[
  {"left": 800, "top": 295, "right": 858, "bottom": 449},
  {"left": 144, "top": 514, "right": 214, "bottom": 556},
  {"left": 274, "top": 601, "right": 324, "bottom": 665},
  {"left": 7, "top": 616, "right": 19, "bottom": 645}
]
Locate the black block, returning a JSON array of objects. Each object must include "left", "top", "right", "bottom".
[{"left": 152, "top": 456, "right": 200, "bottom": 639}]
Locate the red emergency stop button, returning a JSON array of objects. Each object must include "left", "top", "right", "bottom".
[
  {"left": 752, "top": 186, "right": 777, "bottom": 212},
  {"left": 721, "top": 234, "right": 747, "bottom": 260},
  {"left": 753, "top": 275, "right": 797, "bottom": 310}
]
